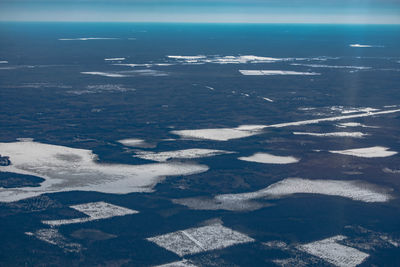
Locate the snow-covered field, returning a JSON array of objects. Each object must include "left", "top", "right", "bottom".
[
  {"left": 25, "top": 229, "right": 82, "bottom": 252},
  {"left": 174, "top": 178, "right": 392, "bottom": 211},
  {"left": 298, "top": 235, "right": 369, "bottom": 267},
  {"left": 171, "top": 108, "right": 400, "bottom": 141},
  {"left": 171, "top": 127, "right": 263, "bottom": 141},
  {"left": 238, "top": 152, "right": 299, "bottom": 164},
  {"left": 329, "top": 146, "right": 397, "bottom": 158},
  {"left": 147, "top": 223, "right": 254, "bottom": 257},
  {"left": 42, "top": 201, "right": 138, "bottom": 226},
  {"left": 239, "top": 70, "right": 320, "bottom": 76},
  {"left": 0, "top": 141, "right": 208, "bottom": 202},
  {"left": 293, "top": 132, "right": 367, "bottom": 138},
  {"left": 133, "top": 148, "right": 234, "bottom": 162},
  {"left": 117, "top": 138, "right": 149, "bottom": 148},
  {"left": 155, "top": 260, "right": 198, "bottom": 267}
]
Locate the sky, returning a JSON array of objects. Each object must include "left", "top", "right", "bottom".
[{"left": 0, "top": 0, "right": 399, "bottom": 24}]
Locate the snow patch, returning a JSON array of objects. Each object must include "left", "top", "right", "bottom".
[
  {"left": 59, "top": 37, "right": 118, "bottom": 41},
  {"left": 42, "top": 201, "right": 138, "bottom": 226},
  {"left": 290, "top": 63, "right": 371, "bottom": 70},
  {"left": 113, "top": 63, "right": 153, "bottom": 67},
  {"left": 298, "top": 235, "right": 369, "bottom": 267},
  {"left": 239, "top": 70, "right": 320, "bottom": 76},
  {"left": 341, "top": 107, "right": 379, "bottom": 114},
  {"left": 350, "top": 44, "right": 383, "bottom": 48},
  {"left": 155, "top": 260, "right": 199, "bottom": 267},
  {"left": 383, "top": 168, "right": 400, "bottom": 174},
  {"left": 104, "top": 58, "right": 125, "bottom": 61},
  {"left": 147, "top": 223, "right": 254, "bottom": 257},
  {"left": 81, "top": 72, "right": 127, "bottom": 78},
  {"left": 171, "top": 127, "right": 264, "bottom": 141},
  {"left": 25, "top": 228, "right": 81, "bottom": 252},
  {"left": 293, "top": 132, "right": 367, "bottom": 138},
  {"left": 118, "top": 138, "right": 148, "bottom": 148},
  {"left": 167, "top": 55, "right": 206, "bottom": 60},
  {"left": 134, "top": 149, "right": 234, "bottom": 162},
  {"left": 0, "top": 141, "right": 209, "bottom": 202},
  {"left": 167, "top": 55, "right": 282, "bottom": 64},
  {"left": 171, "top": 108, "right": 400, "bottom": 141},
  {"left": 216, "top": 178, "right": 391, "bottom": 203},
  {"left": 329, "top": 146, "right": 397, "bottom": 158},
  {"left": 239, "top": 153, "right": 299, "bottom": 164},
  {"left": 67, "top": 84, "right": 135, "bottom": 95},
  {"left": 174, "top": 178, "right": 392, "bottom": 211},
  {"left": 262, "top": 97, "right": 274, "bottom": 102},
  {"left": 336, "top": 122, "right": 377, "bottom": 128}
]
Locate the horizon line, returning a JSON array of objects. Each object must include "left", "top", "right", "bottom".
[{"left": 1, "top": 21, "right": 400, "bottom": 25}]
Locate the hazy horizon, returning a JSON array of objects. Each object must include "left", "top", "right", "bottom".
[{"left": 1, "top": 0, "right": 399, "bottom": 24}]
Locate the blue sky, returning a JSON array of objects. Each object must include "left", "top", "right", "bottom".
[{"left": 0, "top": 0, "right": 399, "bottom": 24}]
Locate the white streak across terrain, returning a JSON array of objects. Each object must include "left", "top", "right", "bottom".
[
  {"left": 133, "top": 149, "right": 234, "bottom": 162},
  {"left": 340, "top": 107, "right": 379, "bottom": 114},
  {"left": 293, "top": 132, "right": 367, "bottom": 138},
  {"left": 167, "top": 55, "right": 206, "bottom": 60},
  {"left": 329, "top": 146, "right": 398, "bottom": 158},
  {"left": 104, "top": 58, "right": 125, "bottom": 61},
  {"left": 216, "top": 178, "right": 391, "bottom": 203},
  {"left": 166, "top": 55, "right": 338, "bottom": 65},
  {"left": 171, "top": 108, "right": 400, "bottom": 141},
  {"left": 349, "top": 44, "right": 383, "bottom": 48},
  {"left": 81, "top": 69, "right": 167, "bottom": 77},
  {"left": 81, "top": 72, "right": 127, "bottom": 78},
  {"left": 167, "top": 55, "right": 282, "bottom": 64},
  {"left": 0, "top": 141, "right": 208, "bottom": 202},
  {"left": 155, "top": 260, "right": 198, "bottom": 267},
  {"left": 239, "top": 70, "right": 320, "bottom": 76},
  {"left": 336, "top": 122, "right": 377, "bottom": 128},
  {"left": 147, "top": 223, "right": 254, "bottom": 257},
  {"left": 238, "top": 153, "right": 299, "bottom": 164},
  {"left": 42, "top": 201, "right": 138, "bottom": 226},
  {"left": 174, "top": 178, "right": 392, "bottom": 211},
  {"left": 59, "top": 38, "right": 118, "bottom": 41},
  {"left": 290, "top": 63, "right": 371, "bottom": 70},
  {"left": 298, "top": 235, "right": 369, "bottom": 267},
  {"left": 262, "top": 97, "right": 274, "bottom": 102}
]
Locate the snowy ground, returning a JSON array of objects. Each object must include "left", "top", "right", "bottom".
[
  {"left": 238, "top": 152, "right": 299, "bottom": 164},
  {"left": 133, "top": 149, "right": 234, "bottom": 162},
  {"left": 42, "top": 201, "right": 138, "bottom": 226},
  {"left": 0, "top": 141, "right": 208, "bottom": 202},
  {"left": 329, "top": 146, "right": 398, "bottom": 158},
  {"left": 297, "top": 235, "right": 369, "bottom": 267},
  {"left": 174, "top": 178, "right": 392, "bottom": 211},
  {"left": 147, "top": 223, "right": 254, "bottom": 257}
]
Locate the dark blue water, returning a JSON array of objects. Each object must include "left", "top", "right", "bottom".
[{"left": 0, "top": 23, "right": 399, "bottom": 266}]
